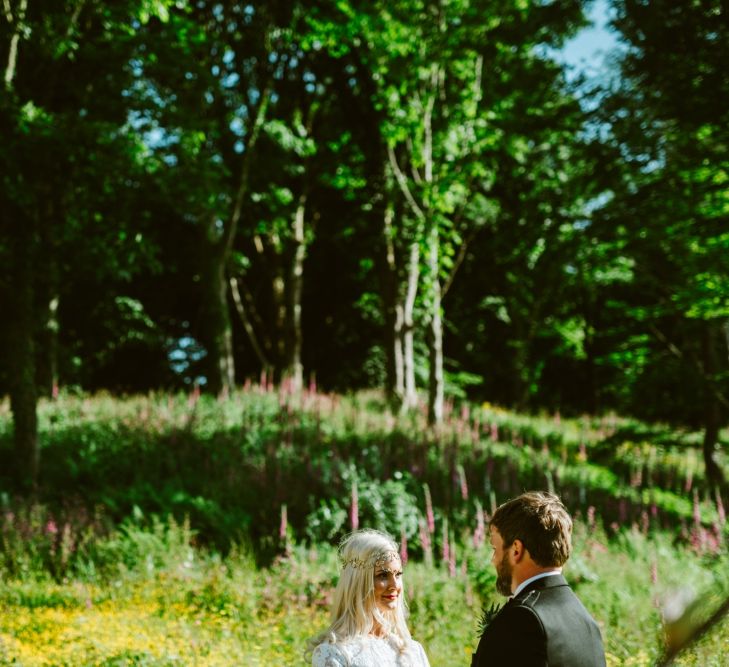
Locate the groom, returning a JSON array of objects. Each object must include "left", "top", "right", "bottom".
[{"left": 471, "top": 491, "right": 606, "bottom": 666}]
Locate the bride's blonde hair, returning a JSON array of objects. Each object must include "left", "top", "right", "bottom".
[{"left": 307, "top": 529, "right": 412, "bottom": 656}]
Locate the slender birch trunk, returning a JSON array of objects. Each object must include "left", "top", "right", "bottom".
[
  {"left": 381, "top": 198, "right": 406, "bottom": 410},
  {"left": 203, "top": 81, "right": 271, "bottom": 395},
  {"left": 426, "top": 226, "right": 444, "bottom": 425},
  {"left": 402, "top": 240, "right": 420, "bottom": 410},
  {"left": 285, "top": 193, "right": 307, "bottom": 392}
]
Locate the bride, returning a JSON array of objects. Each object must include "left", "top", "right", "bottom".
[{"left": 309, "top": 529, "right": 430, "bottom": 666}]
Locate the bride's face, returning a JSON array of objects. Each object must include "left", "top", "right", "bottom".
[{"left": 373, "top": 555, "right": 403, "bottom": 614}]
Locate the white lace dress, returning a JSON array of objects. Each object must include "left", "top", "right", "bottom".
[{"left": 312, "top": 635, "right": 430, "bottom": 667}]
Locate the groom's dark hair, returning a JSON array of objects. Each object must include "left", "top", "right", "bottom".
[{"left": 490, "top": 491, "right": 572, "bottom": 567}]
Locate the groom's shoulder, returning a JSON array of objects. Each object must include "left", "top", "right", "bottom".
[
  {"left": 516, "top": 580, "right": 599, "bottom": 630},
  {"left": 493, "top": 595, "right": 545, "bottom": 632}
]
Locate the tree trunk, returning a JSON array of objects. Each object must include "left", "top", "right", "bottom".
[
  {"left": 202, "top": 81, "right": 271, "bottom": 396},
  {"left": 402, "top": 240, "right": 420, "bottom": 411},
  {"left": 426, "top": 226, "right": 444, "bottom": 425},
  {"left": 272, "top": 258, "right": 287, "bottom": 376},
  {"left": 201, "top": 235, "right": 235, "bottom": 397},
  {"left": 6, "top": 218, "right": 39, "bottom": 490},
  {"left": 230, "top": 275, "right": 271, "bottom": 372},
  {"left": 36, "top": 197, "right": 59, "bottom": 398},
  {"left": 2, "top": 0, "right": 37, "bottom": 488},
  {"left": 37, "top": 288, "right": 59, "bottom": 398},
  {"left": 583, "top": 293, "right": 598, "bottom": 414},
  {"left": 513, "top": 335, "right": 531, "bottom": 411},
  {"left": 3, "top": 0, "right": 27, "bottom": 90},
  {"left": 380, "top": 199, "right": 405, "bottom": 410},
  {"left": 285, "top": 193, "right": 307, "bottom": 392}
]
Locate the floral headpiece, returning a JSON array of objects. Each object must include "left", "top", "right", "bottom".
[{"left": 341, "top": 549, "right": 400, "bottom": 570}]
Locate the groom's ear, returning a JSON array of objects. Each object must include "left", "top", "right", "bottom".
[{"left": 511, "top": 538, "right": 526, "bottom": 562}]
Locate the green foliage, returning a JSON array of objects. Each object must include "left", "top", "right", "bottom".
[
  {"left": 0, "top": 515, "right": 727, "bottom": 664},
  {"left": 0, "top": 390, "right": 728, "bottom": 662}
]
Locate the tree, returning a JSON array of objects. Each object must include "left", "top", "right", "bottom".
[
  {"left": 316, "top": 0, "right": 587, "bottom": 422},
  {"left": 1, "top": 0, "right": 166, "bottom": 487},
  {"left": 600, "top": 0, "right": 729, "bottom": 484}
]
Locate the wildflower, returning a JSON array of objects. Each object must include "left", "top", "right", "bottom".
[
  {"left": 419, "top": 518, "right": 432, "bottom": 566},
  {"left": 400, "top": 528, "right": 408, "bottom": 566},
  {"left": 441, "top": 520, "right": 449, "bottom": 564},
  {"left": 424, "top": 484, "right": 435, "bottom": 534},
  {"left": 45, "top": 520, "right": 58, "bottom": 535},
  {"left": 640, "top": 510, "right": 649, "bottom": 535},
  {"left": 308, "top": 372, "right": 317, "bottom": 395},
  {"left": 692, "top": 489, "right": 701, "bottom": 529},
  {"left": 457, "top": 464, "right": 468, "bottom": 501},
  {"left": 188, "top": 382, "right": 200, "bottom": 409},
  {"left": 473, "top": 503, "right": 485, "bottom": 550},
  {"left": 448, "top": 537, "right": 456, "bottom": 578},
  {"left": 587, "top": 506, "right": 596, "bottom": 532},
  {"left": 716, "top": 490, "right": 726, "bottom": 526}
]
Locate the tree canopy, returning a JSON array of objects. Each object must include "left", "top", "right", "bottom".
[{"left": 1, "top": 0, "right": 727, "bottom": 486}]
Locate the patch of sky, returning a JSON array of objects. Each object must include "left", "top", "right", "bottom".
[
  {"left": 553, "top": 0, "right": 621, "bottom": 79},
  {"left": 127, "top": 110, "right": 179, "bottom": 152},
  {"left": 222, "top": 72, "right": 240, "bottom": 88},
  {"left": 230, "top": 117, "right": 245, "bottom": 137},
  {"left": 129, "top": 58, "right": 144, "bottom": 77},
  {"left": 535, "top": 0, "right": 625, "bottom": 122},
  {"left": 167, "top": 335, "right": 207, "bottom": 385}
]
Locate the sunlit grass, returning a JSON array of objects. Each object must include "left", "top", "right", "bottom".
[
  {"left": 1, "top": 388, "right": 728, "bottom": 664},
  {"left": 0, "top": 525, "right": 727, "bottom": 665}
]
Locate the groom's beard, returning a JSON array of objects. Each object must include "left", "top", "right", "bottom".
[{"left": 495, "top": 552, "right": 513, "bottom": 597}]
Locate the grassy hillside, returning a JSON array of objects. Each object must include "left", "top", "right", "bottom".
[{"left": 0, "top": 387, "right": 727, "bottom": 665}]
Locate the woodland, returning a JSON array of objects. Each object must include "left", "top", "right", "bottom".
[
  {"left": 1, "top": 2, "right": 729, "bottom": 664},
  {"left": 2, "top": 0, "right": 727, "bottom": 491}
]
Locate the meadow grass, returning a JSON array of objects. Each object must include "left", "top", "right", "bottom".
[
  {"left": 0, "top": 388, "right": 728, "bottom": 664},
  {"left": 0, "top": 516, "right": 727, "bottom": 665}
]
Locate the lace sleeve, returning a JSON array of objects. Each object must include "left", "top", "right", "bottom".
[{"left": 312, "top": 642, "right": 348, "bottom": 667}]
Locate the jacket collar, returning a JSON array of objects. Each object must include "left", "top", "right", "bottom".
[{"left": 514, "top": 572, "right": 568, "bottom": 600}]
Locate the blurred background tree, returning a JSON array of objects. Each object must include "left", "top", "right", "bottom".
[{"left": 1, "top": 0, "right": 727, "bottom": 487}]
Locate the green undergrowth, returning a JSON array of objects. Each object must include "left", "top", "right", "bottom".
[
  {"left": 0, "top": 516, "right": 727, "bottom": 665},
  {"left": 0, "top": 389, "right": 728, "bottom": 663},
  {"left": 0, "top": 389, "right": 726, "bottom": 559}
]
